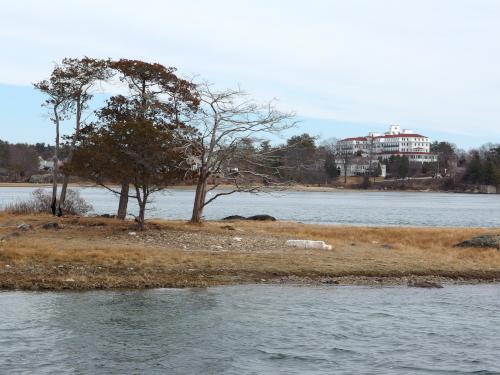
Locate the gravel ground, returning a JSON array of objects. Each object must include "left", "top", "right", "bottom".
[{"left": 104, "top": 229, "right": 288, "bottom": 252}]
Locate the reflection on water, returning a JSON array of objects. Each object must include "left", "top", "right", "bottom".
[
  {"left": 1, "top": 285, "right": 500, "bottom": 374},
  {"left": 1, "top": 187, "right": 499, "bottom": 227}
]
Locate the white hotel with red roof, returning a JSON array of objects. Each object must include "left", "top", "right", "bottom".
[{"left": 337, "top": 125, "right": 438, "bottom": 163}]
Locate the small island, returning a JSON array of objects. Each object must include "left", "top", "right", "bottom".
[{"left": 1, "top": 213, "right": 499, "bottom": 290}]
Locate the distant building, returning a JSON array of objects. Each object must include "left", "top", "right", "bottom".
[
  {"left": 337, "top": 125, "right": 438, "bottom": 163},
  {"left": 336, "top": 156, "right": 387, "bottom": 178},
  {"left": 38, "top": 156, "right": 63, "bottom": 171}
]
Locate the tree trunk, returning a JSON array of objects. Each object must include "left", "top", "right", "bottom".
[
  {"left": 51, "top": 110, "right": 60, "bottom": 216},
  {"left": 137, "top": 201, "right": 146, "bottom": 231},
  {"left": 117, "top": 180, "right": 129, "bottom": 220},
  {"left": 58, "top": 98, "right": 82, "bottom": 217},
  {"left": 57, "top": 173, "right": 69, "bottom": 216},
  {"left": 190, "top": 174, "right": 208, "bottom": 223},
  {"left": 51, "top": 167, "right": 58, "bottom": 216}
]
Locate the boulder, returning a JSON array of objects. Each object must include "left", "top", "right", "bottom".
[
  {"left": 454, "top": 234, "right": 500, "bottom": 249},
  {"left": 222, "top": 215, "right": 246, "bottom": 221},
  {"left": 17, "top": 223, "right": 31, "bottom": 231},
  {"left": 246, "top": 215, "right": 276, "bottom": 221},
  {"left": 286, "top": 239, "right": 332, "bottom": 250},
  {"left": 222, "top": 214, "right": 277, "bottom": 221},
  {"left": 408, "top": 281, "right": 443, "bottom": 288},
  {"left": 41, "top": 222, "right": 59, "bottom": 230}
]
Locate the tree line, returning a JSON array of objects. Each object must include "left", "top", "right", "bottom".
[{"left": 0, "top": 141, "right": 68, "bottom": 181}]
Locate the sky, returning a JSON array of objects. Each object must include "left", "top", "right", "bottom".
[{"left": 1, "top": 0, "right": 499, "bottom": 149}]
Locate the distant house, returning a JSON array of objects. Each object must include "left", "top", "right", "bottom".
[
  {"left": 336, "top": 156, "right": 386, "bottom": 178},
  {"left": 38, "top": 156, "right": 63, "bottom": 171}
]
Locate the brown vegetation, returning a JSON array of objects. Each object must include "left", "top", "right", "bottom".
[{"left": 0, "top": 213, "right": 499, "bottom": 290}]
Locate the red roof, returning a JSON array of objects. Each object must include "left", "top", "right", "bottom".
[
  {"left": 342, "top": 134, "right": 427, "bottom": 142},
  {"left": 382, "top": 152, "right": 435, "bottom": 155},
  {"left": 376, "top": 134, "right": 425, "bottom": 139}
]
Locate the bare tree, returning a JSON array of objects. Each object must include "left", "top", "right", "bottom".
[
  {"left": 320, "top": 138, "right": 340, "bottom": 185},
  {"left": 336, "top": 149, "right": 355, "bottom": 184},
  {"left": 33, "top": 75, "right": 73, "bottom": 215},
  {"left": 188, "top": 83, "right": 295, "bottom": 223}
]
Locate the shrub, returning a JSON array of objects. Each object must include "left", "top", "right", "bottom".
[
  {"left": 361, "top": 175, "right": 372, "bottom": 189},
  {"left": 3, "top": 189, "right": 93, "bottom": 215}
]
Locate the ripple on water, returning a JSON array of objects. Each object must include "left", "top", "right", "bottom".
[{"left": 1, "top": 285, "right": 500, "bottom": 374}]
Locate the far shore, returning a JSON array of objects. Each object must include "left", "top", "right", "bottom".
[
  {"left": 0, "top": 181, "right": 463, "bottom": 194},
  {"left": 1, "top": 213, "right": 499, "bottom": 291},
  {"left": 0, "top": 182, "right": 364, "bottom": 193}
]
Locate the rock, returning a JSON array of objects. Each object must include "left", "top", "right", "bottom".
[
  {"left": 222, "top": 214, "right": 276, "bottom": 221},
  {"left": 42, "top": 222, "right": 59, "bottom": 230},
  {"left": 99, "top": 214, "right": 115, "bottom": 218},
  {"left": 246, "top": 215, "right": 276, "bottom": 221},
  {"left": 286, "top": 239, "right": 332, "bottom": 250},
  {"left": 17, "top": 223, "right": 31, "bottom": 231},
  {"left": 222, "top": 215, "right": 246, "bottom": 221},
  {"left": 454, "top": 234, "right": 500, "bottom": 249},
  {"left": 408, "top": 281, "right": 443, "bottom": 288}
]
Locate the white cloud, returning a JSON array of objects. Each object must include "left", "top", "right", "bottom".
[{"left": 1, "top": 0, "right": 500, "bottom": 143}]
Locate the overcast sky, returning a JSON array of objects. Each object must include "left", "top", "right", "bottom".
[{"left": 1, "top": 0, "right": 499, "bottom": 149}]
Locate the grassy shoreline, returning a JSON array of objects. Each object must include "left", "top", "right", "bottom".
[{"left": 1, "top": 214, "right": 499, "bottom": 291}]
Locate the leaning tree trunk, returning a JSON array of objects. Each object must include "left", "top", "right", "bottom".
[
  {"left": 51, "top": 161, "right": 58, "bottom": 216},
  {"left": 57, "top": 173, "right": 70, "bottom": 216},
  {"left": 51, "top": 110, "right": 60, "bottom": 216},
  {"left": 58, "top": 100, "right": 82, "bottom": 216},
  {"left": 117, "top": 180, "right": 130, "bottom": 220},
  {"left": 136, "top": 187, "right": 148, "bottom": 231},
  {"left": 190, "top": 174, "right": 208, "bottom": 223}
]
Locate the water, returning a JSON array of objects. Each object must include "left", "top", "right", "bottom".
[
  {"left": 1, "top": 284, "right": 500, "bottom": 374},
  {"left": 0, "top": 186, "right": 499, "bottom": 227}
]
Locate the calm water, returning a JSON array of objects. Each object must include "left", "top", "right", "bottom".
[
  {"left": 0, "top": 186, "right": 499, "bottom": 227},
  {"left": 1, "top": 285, "right": 500, "bottom": 374}
]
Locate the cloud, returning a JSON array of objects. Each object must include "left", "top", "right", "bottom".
[{"left": 1, "top": 0, "right": 499, "bottom": 146}]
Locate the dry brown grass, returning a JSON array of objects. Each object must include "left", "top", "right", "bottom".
[{"left": 0, "top": 213, "right": 499, "bottom": 290}]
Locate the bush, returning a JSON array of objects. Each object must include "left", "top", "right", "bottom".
[
  {"left": 3, "top": 189, "right": 93, "bottom": 215},
  {"left": 360, "top": 176, "right": 372, "bottom": 189}
]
